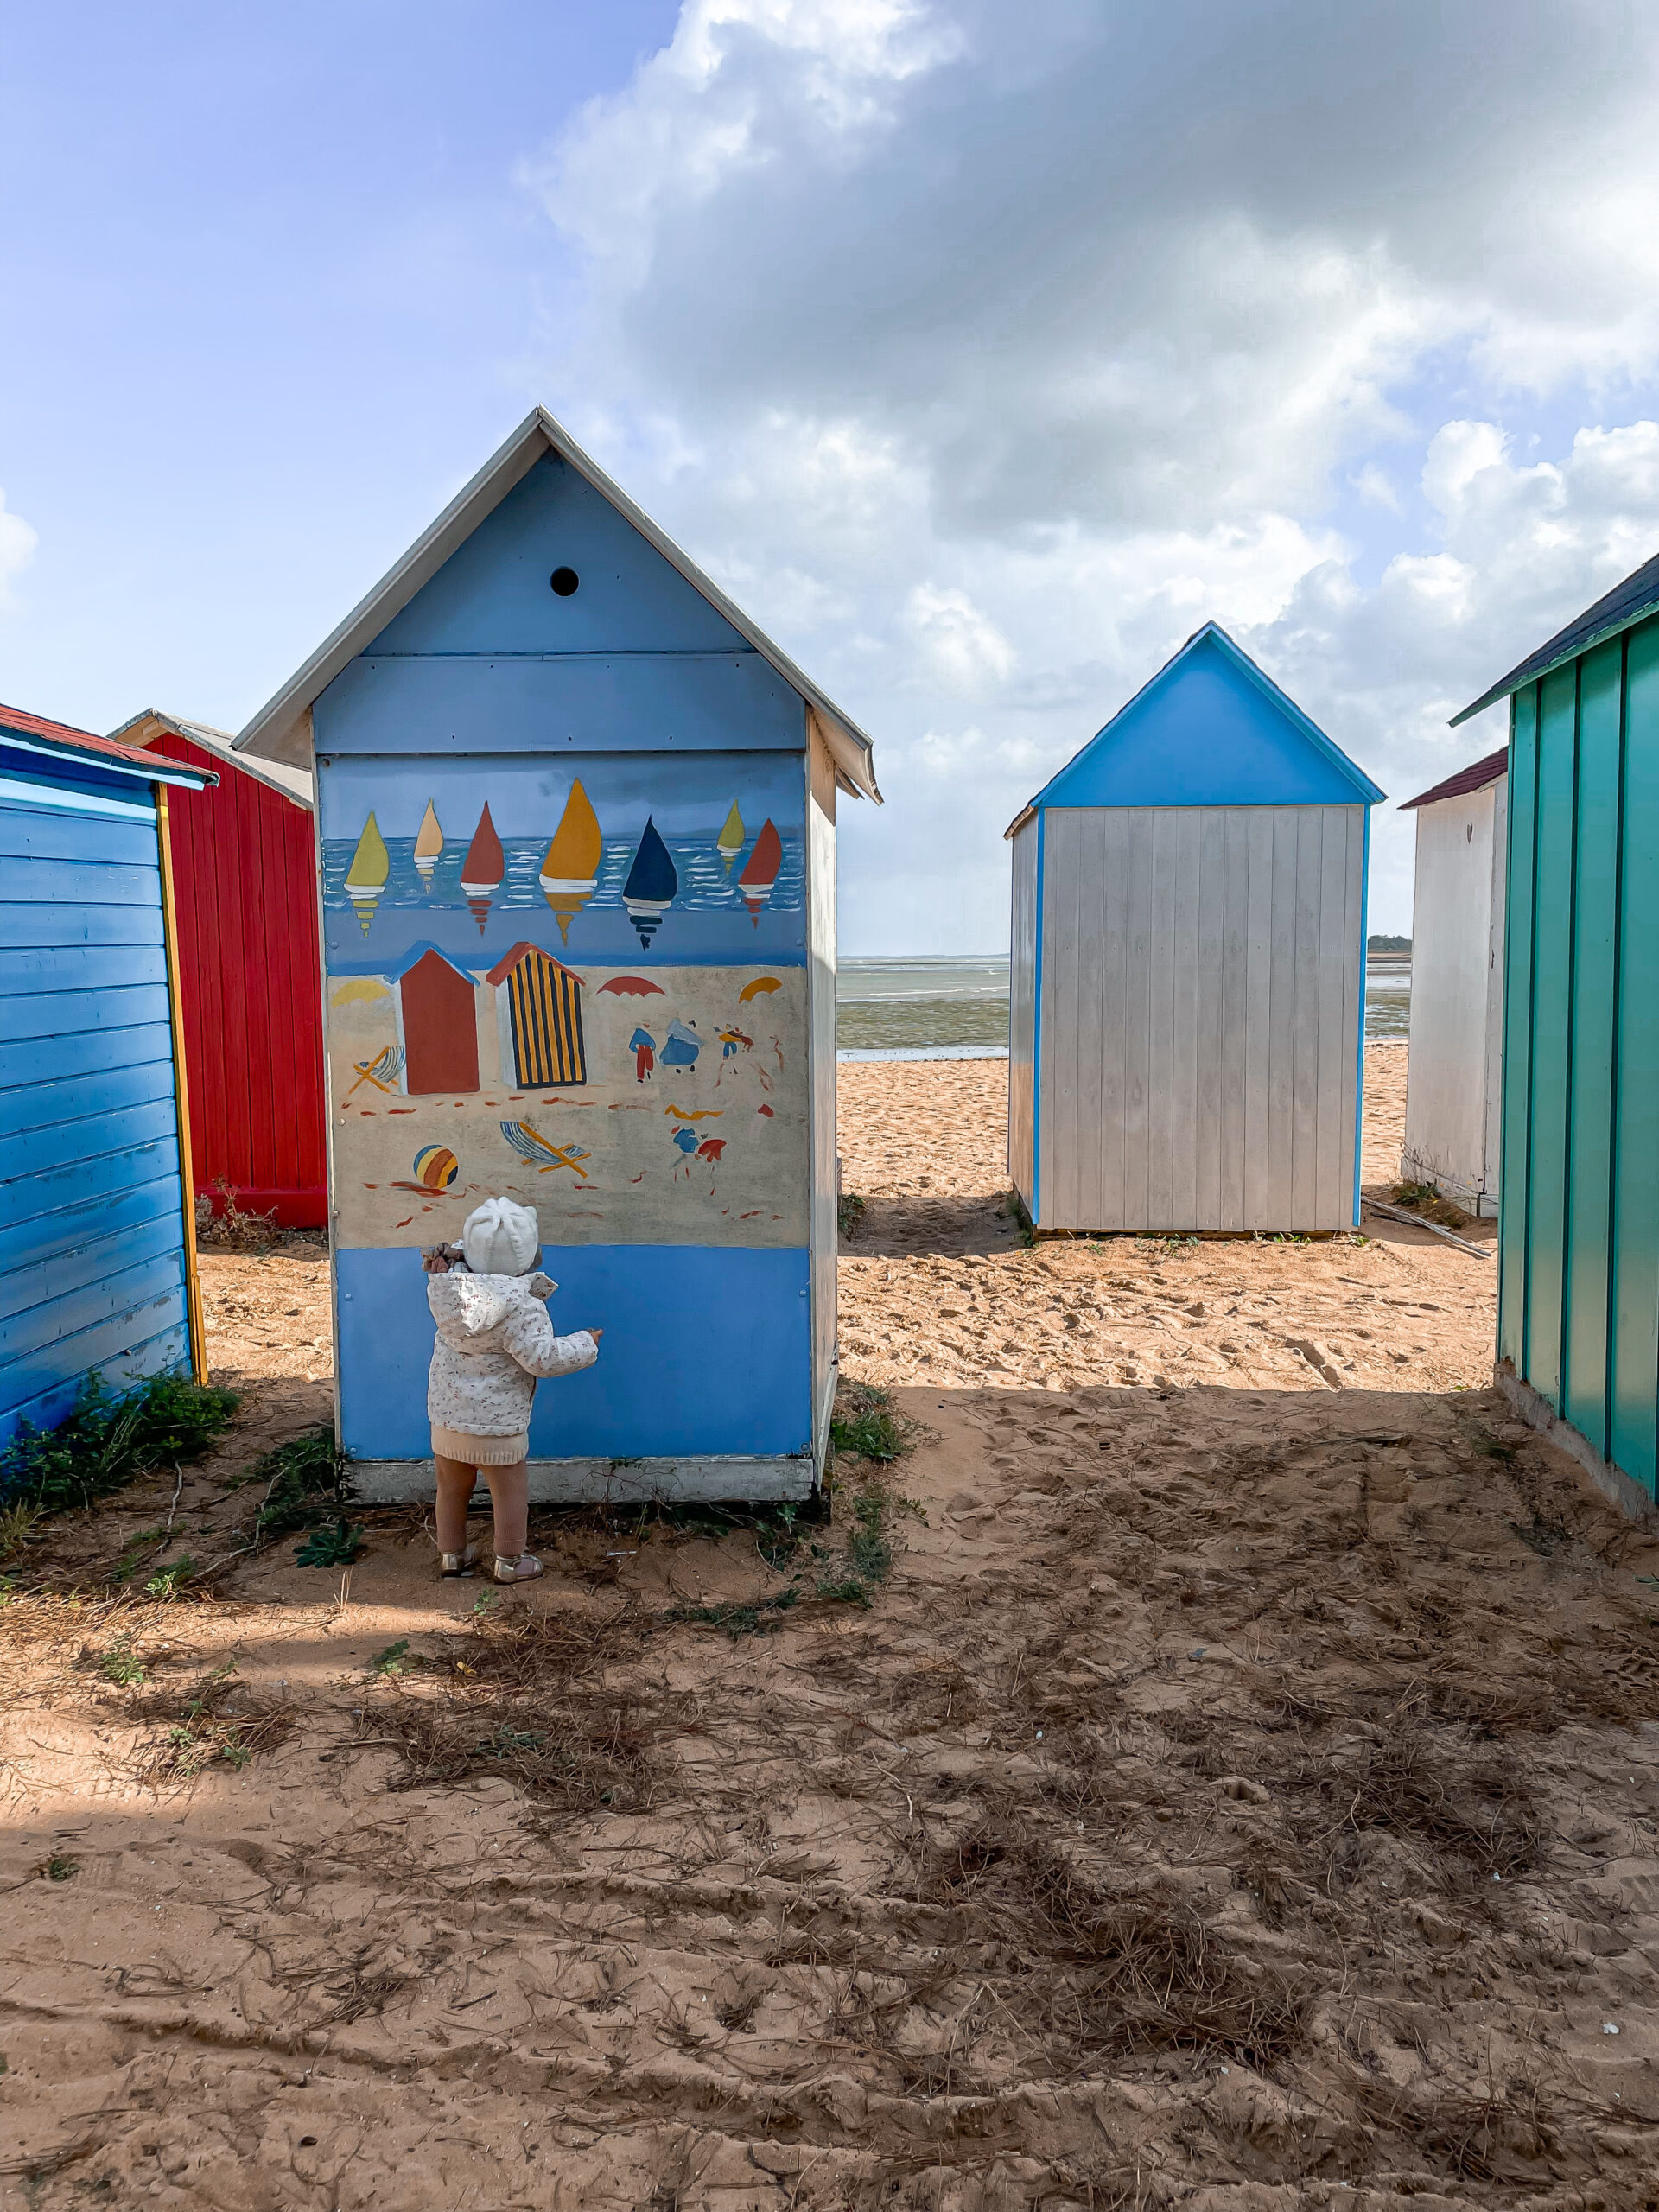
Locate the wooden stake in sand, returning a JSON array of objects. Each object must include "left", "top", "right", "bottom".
[{"left": 1362, "top": 1196, "right": 1491, "bottom": 1259}]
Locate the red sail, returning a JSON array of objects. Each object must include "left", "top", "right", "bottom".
[
  {"left": 461, "top": 803, "right": 505, "bottom": 890},
  {"left": 738, "top": 818, "right": 781, "bottom": 890}
]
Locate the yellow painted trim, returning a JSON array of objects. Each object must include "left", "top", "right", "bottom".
[{"left": 156, "top": 786, "right": 208, "bottom": 1383}]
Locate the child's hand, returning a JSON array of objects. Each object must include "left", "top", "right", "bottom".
[
  {"left": 589, "top": 1328, "right": 604, "bottom": 1341},
  {"left": 422, "top": 1247, "right": 454, "bottom": 1274}
]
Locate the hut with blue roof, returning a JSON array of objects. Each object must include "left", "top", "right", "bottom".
[
  {"left": 1004, "top": 623, "right": 1383, "bottom": 1234},
  {"left": 233, "top": 408, "right": 880, "bottom": 1503}
]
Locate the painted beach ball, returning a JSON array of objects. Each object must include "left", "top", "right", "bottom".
[{"left": 412, "top": 1145, "right": 459, "bottom": 1192}]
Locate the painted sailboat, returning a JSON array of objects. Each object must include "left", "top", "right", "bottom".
[
  {"left": 460, "top": 804, "right": 505, "bottom": 935},
  {"left": 538, "top": 779, "right": 602, "bottom": 944},
  {"left": 622, "top": 817, "right": 678, "bottom": 947},
  {"left": 716, "top": 801, "right": 745, "bottom": 875},
  {"left": 736, "top": 817, "right": 782, "bottom": 927},
  {"left": 413, "top": 800, "right": 444, "bottom": 887},
  {"left": 344, "top": 812, "right": 390, "bottom": 935}
]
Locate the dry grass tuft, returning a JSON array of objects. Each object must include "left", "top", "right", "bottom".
[
  {"left": 129, "top": 1663, "right": 295, "bottom": 1786},
  {"left": 1294, "top": 1727, "right": 1541, "bottom": 1880},
  {"left": 373, "top": 1683, "right": 664, "bottom": 1811}
]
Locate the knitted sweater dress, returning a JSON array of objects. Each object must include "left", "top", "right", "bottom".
[{"left": 427, "top": 1271, "right": 597, "bottom": 1463}]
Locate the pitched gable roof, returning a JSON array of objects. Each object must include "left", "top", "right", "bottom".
[
  {"left": 485, "top": 941, "right": 582, "bottom": 988},
  {"left": 0, "top": 700, "right": 215, "bottom": 790},
  {"left": 1005, "top": 622, "right": 1383, "bottom": 836},
  {"left": 234, "top": 406, "right": 880, "bottom": 802},
  {"left": 111, "top": 708, "right": 313, "bottom": 809},
  {"left": 1400, "top": 747, "right": 1508, "bottom": 810},
  {"left": 1452, "top": 548, "right": 1659, "bottom": 727}
]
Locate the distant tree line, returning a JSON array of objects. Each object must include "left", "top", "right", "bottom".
[{"left": 1367, "top": 934, "right": 1411, "bottom": 951}]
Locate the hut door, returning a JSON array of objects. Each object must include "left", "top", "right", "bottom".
[
  {"left": 399, "top": 949, "right": 479, "bottom": 1093},
  {"left": 505, "top": 949, "right": 587, "bottom": 1086}
]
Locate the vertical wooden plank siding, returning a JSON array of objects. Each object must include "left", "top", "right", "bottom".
[
  {"left": 1007, "top": 818, "right": 1038, "bottom": 1205},
  {"left": 1523, "top": 666, "right": 1580, "bottom": 1407},
  {"left": 807, "top": 735, "right": 838, "bottom": 1459},
  {"left": 1033, "top": 804, "right": 1361, "bottom": 1230},
  {"left": 149, "top": 734, "right": 327, "bottom": 1224},
  {"left": 1562, "top": 639, "right": 1622, "bottom": 1457},
  {"left": 1611, "top": 621, "right": 1659, "bottom": 1490},
  {"left": 1497, "top": 689, "right": 1538, "bottom": 1369}
]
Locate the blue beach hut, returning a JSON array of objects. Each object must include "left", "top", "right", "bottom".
[
  {"left": 1005, "top": 623, "right": 1384, "bottom": 1234},
  {"left": 1454, "top": 549, "right": 1659, "bottom": 1512},
  {"left": 235, "top": 408, "right": 880, "bottom": 1503},
  {"left": 1, "top": 707, "right": 214, "bottom": 1446}
]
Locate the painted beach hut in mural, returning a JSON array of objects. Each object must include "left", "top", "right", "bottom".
[
  {"left": 234, "top": 406, "right": 880, "bottom": 1499},
  {"left": 0, "top": 705, "right": 213, "bottom": 1446},
  {"left": 1454, "top": 548, "right": 1659, "bottom": 1511},
  {"left": 1398, "top": 747, "right": 1508, "bottom": 1218},
  {"left": 113, "top": 709, "right": 328, "bottom": 1228},
  {"left": 1006, "top": 623, "right": 1384, "bottom": 1234}
]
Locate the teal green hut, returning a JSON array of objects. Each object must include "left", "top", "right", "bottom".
[{"left": 1454, "top": 550, "right": 1659, "bottom": 1510}]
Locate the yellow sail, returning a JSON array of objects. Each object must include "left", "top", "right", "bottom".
[
  {"left": 344, "top": 811, "right": 390, "bottom": 935},
  {"left": 539, "top": 779, "right": 602, "bottom": 943},
  {"left": 716, "top": 800, "right": 745, "bottom": 874},
  {"left": 413, "top": 799, "right": 443, "bottom": 881}
]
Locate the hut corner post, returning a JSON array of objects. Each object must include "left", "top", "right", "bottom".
[{"left": 156, "top": 785, "right": 208, "bottom": 1384}]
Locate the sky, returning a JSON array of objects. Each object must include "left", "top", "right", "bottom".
[{"left": 3, "top": 1, "right": 1659, "bottom": 950}]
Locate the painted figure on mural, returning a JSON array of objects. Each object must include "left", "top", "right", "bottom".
[
  {"left": 630, "top": 1025, "right": 656, "bottom": 1083},
  {"left": 661, "top": 1017, "right": 702, "bottom": 1073},
  {"left": 670, "top": 1123, "right": 701, "bottom": 1179}
]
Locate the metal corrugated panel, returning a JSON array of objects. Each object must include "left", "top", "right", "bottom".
[
  {"left": 1501, "top": 611, "right": 1659, "bottom": 1500},
  {"left": 1007, "top": 817, "right": 1038, "bottom": 1206},
  {"left": 1033, "top": 804, "right": 1363, "bottom": 1232},
  {"left": 0, "top": 769, "right": 192, "bottom": 1443}
]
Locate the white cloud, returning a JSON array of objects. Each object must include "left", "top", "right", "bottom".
[
  {"left": 903, "top": 584, "right": 1013, "bottom": 695},
  {"left": 521, "top": 0, "right": 1659, "bottom": 947},
  {"left": 0, "top": 490, "right": 37, "bottom": 601}
]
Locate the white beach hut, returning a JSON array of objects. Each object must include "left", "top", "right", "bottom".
[
  {"left": 1005, "top": 623, "right": 1384, "bottom": 1234},
  {"left": 1398, "top": 748, "right": 1508, "bottom": 1217}
]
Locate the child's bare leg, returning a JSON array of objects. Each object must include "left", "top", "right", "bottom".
[
  {"left": 434, "top": 1454, "right": 480, "bottom": 1554},
  {"left": 482, "top": 1460, "right": 530, "bottom": 1562}
]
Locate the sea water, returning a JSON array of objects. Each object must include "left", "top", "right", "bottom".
[{"left": 836, "top": 956, "right": 1410, "bottom": 1058}]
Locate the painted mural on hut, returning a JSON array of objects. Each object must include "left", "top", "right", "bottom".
[
  {"left": 318, "top": 750, "right": 804, "bottom": 967},
  {"left": 318, "top": 752, "right": 808, "bottom": 1253}
]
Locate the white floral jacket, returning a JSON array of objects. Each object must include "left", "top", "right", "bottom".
[{"left": 426, "top": 1271, "right": 597, "bottom": 1437}]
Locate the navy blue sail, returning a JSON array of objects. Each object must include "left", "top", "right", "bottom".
[{"left": 622, "top": 816, "right": 678, "bottom": 946}]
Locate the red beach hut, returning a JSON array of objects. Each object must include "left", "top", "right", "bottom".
[{"left": 113, "top": 711, "right": 327, "bottom": 1229}]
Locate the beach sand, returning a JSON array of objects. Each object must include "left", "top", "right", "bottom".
[{"left": 5, "top": 1048, "right": 1659, "bottom": 2208}]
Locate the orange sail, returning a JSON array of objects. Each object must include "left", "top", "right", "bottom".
[
  {"left": 413, "top": 799, "right": 444, "bottom": 886},
  {"left": 736, "top": 818, "right": 781, "bottom": 927},
  {"left": 460, "top": 804, "right": 505, "bottom": 935},
  {"left": 538, "top": 780, "right": 602, "bottom": 944}
]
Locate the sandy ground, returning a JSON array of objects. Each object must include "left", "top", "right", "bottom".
[{"left": 5, "top": 1049, "right": 1659, "bottom": 2209}]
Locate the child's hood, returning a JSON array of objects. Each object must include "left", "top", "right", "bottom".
[{"left": 428, "top": 1269, "right": 556, "bottom": 1344}]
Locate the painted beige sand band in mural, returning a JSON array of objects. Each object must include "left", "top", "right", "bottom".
[{"left": 327, "top": 961, "right": 808, "bottom": 1249}]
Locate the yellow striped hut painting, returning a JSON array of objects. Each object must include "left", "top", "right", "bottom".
[{"left": 486, "top": 941, "right": 588, "bottom": 1087}]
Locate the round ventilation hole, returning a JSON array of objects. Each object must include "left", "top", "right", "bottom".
[{"left": 550, "top": 567, "right": 580, "bottom": 597}]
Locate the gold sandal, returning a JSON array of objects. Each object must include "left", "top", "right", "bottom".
[
  {"left": 493, "top": 1553, "right": 543, "bottom": 1584},
  {"left": 439, "top": 1544, "right": 480, "bottom": 1579}
]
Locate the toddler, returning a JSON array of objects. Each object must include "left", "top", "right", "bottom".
[{"left": 423, "top": 1196, "right": 601, "bottom": 1582}]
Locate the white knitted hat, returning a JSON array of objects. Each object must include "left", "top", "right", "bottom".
[{"left": 461, "top": 1197, "right": 540, "bottom": 1277}]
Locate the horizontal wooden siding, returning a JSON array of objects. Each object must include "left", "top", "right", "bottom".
[{"left": 0, "top": 782, "right": 190, "bottom": 1443}]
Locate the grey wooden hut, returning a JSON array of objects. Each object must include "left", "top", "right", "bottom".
[{"left": 1006, "top": 623, "right": 1384, "bottom": 1234}]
